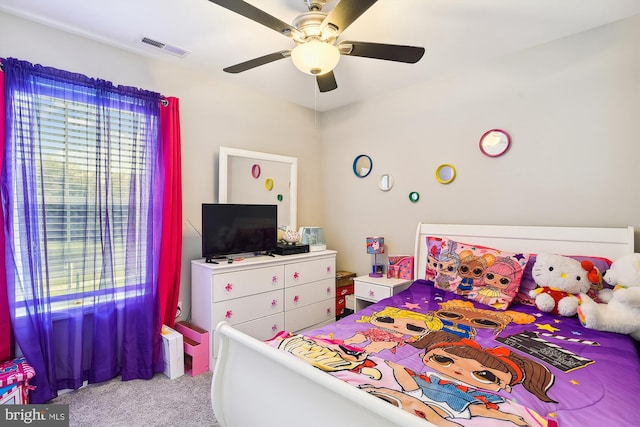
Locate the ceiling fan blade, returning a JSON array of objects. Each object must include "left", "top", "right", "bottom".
[
  {"left": 339, "top": 41, "right": 425, "bottom": 63},
  {"left": 316, "top": 71, "right": 338, "bottom": 93},
  {"left": 209, "top": 0, "right": 301, "bottom": 39},
  {"left": 223, "top": 51, "right": 290, "bottom": 73},
  {"left": 322, "top": 0, "right": 377, "bottom": 35}
]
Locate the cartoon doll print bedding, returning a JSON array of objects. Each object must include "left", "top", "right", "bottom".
[{"left": 265, "top": 281, "right": 640, "bottom": 427}]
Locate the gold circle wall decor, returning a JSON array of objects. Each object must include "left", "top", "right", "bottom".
[
  {"left": 435, "top": 164, "right": 456, "bottom": 184},
  {"left": 265, "top": 178, "right": 274, "bottom": 191}
]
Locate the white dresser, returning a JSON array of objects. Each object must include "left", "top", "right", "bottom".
[{"left": 191, "top": 250, "right": 337, "bottom": 368}]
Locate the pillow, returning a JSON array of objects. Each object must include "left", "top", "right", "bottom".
[
  {"left": 515, "top": 254, "right": 612, "bottom": 306},
  {"left": 430, "top": 238, "right": 530, "bottom": 310},
  {"left": 425, "top": 236, "right": 444, "bottom": 283}
]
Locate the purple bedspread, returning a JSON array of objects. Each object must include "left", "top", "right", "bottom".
[{"left": 266, "top": 280, "right": 640, "bottom": 426}]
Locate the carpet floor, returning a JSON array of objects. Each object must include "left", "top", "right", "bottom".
[{"left": 49, "top": 371, "right": 220, "bottom": 427}]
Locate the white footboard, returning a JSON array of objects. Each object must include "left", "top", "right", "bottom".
[{"left": 212, "top": 321, "right": 433, "bottom": 427}]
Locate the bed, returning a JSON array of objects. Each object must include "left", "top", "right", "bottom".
[{"left": 211, "top": 223, "right": 639, "bottom": 427}]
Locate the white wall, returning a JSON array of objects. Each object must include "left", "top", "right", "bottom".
[
  {"left": 2, "top": 11, "right": 639, "bottom": 319},
  {"left": 321, "top": 14, "right": 640, "bottom": 275},
  {"left": 0, "top": 11, "right": 325, "bottom": 319}
]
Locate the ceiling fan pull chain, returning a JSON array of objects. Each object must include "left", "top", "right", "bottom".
[{"left": 314, "top": 78, "right": 318, "bottom": 127}]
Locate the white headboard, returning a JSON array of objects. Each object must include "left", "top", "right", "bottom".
[{"left": 413, "top": 223, "right": 635, "bottom": 280}]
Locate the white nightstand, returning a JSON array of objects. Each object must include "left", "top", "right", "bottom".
[{"left": 354, "top": 275, "right": 413, "bottom": 311}]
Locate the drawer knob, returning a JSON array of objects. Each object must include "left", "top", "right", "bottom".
[
  {"left": 326, "top": 287, "right": 332, "bottom": 294},
  {"left": 326, "top": 307, "right": 332, "bottom": 315},
  {"left": 369, "top": 290, "right": 375, "bottom": 298},
  {"left": 272, "top": 275, "right": 278, "bottom": 285},
  {"left": 272, "top": 299, "right": 278, "bottom": 307},
  {"left": 293, "top": 295, "right": 300, "bottom": 303},
  {"left": 272, "top": 324, "right": 278, "bottom": 332},
  {"left": 326, "top": 266, "right": 332, "bottom": 274},
  {"left": 225, "top": 283, "right": 233, "bottom": 292},
  {"left": 225, "top": 310, "right": 233, "bottom": 319},
  {"left": 293, "top": 272, "right": 300, "bottom": 280}
]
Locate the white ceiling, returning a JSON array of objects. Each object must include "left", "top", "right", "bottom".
[{"left": 1, "top": 0, "right": 639, "bottom": 112}]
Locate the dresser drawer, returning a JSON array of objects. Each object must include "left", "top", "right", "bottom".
[
  {"left": 213, "top": 266, "right": 284, "bottom": 302},
  {"left": 284, "top": 278, "right": 334, "bottom": 310},
  {"left": 212, "top": 313, "right": 284, "bottom": 359},
  {"left": 233, "top": 312, "right": 284, "bottom": 341},
  {"left": 355, "top": 281, "right": 392, "bottom": 302},
  {"left": 284, "top": 257, "right": 335, "bottom": 287},
  {"left": 213, "top": 289, "right": 283, "bottom": 326},
  {"left": 286, "top": 298, "right": 335, "bottom": 333}
]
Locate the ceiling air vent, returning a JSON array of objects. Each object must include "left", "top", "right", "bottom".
[{"left": 141, "top": 37, "right": 190, "bottom": 58}]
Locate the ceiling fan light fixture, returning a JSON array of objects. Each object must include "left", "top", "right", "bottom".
[{"left": 291, "top": 39, "right": 340, "bottom": 75}]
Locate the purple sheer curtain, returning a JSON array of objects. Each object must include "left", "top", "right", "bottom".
[
  {"left": 0, "top": 63, "right": 11, "bottom": 362},
  {"left": 2, "top": 58, "right": 164, "bottom": 403}
]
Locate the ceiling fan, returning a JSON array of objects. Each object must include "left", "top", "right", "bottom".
[{"left": 208, "top": 0, "right": 425, "bottom": 93}]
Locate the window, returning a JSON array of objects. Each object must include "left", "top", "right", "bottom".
[
  {"left": 3, "top": 57, "right": 175, "bottom": 402},
  {"left": 9, "top": 83, "right": 158, "bottom": 305}
]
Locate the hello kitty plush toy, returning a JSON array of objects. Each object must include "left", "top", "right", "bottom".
[
  {"left": 529, "top": 253, "right": 596, "bottom": 316},
  {"left": 577, "top": 253, "right": 640, "bottom": 340}
]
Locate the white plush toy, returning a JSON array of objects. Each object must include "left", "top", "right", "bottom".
[
  {"left": 529, "top": 253, "right": 594, "bottom": 317},
  {"left": 577, "top": 253, "right": 640, "bottom": 340}
]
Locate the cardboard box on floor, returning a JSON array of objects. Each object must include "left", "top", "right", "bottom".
[
  {"left": 336, "top": 271, "right": 356, "bottom": 287},
  {"left": 161, "top": 325, "right": 184, "bottom": 379}
]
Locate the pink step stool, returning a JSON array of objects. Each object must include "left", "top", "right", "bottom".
[{"left": 174, "top": 321, "right": 209, "bottom": 376}]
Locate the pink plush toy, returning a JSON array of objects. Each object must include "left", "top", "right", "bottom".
[{"left": 529, "top": 253, "right": 597, "bottom": 316}]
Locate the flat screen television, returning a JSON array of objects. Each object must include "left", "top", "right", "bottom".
[{"left": 201, "top": 203, "right": 277, "bottom": 261}]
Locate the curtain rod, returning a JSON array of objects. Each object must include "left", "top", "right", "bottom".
[{"left": 0, "top": 59, "right": 168, "bottom": 104}]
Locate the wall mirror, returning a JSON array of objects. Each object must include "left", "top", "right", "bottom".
[
  {"left": 219, "top": 147, "right": 297, "bottom": 230},
  {"left": 435, "top": 164, "right": 456, "bottom": 184},
  {"left": 378, "top": 174, "right": 394, "bottom": 191},
  {"left": 479, "top": 129, "right": 511, "bottom": 157},
  {"left": 353, "top": 154, "right": 372, "bottom": 178}
]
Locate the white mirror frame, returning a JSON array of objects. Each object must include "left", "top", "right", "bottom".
[
  {"left": 219, "top": 147, "right": 297, "bottom": 230},
  {"left": 378, "top": 174, "right": 394, "bottom": 191}
]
